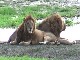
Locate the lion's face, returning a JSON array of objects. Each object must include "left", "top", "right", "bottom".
[{"left": 24, "top": 20, "right": 35, "bottom": 33}]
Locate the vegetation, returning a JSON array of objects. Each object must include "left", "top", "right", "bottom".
[
  {"left": 65, "top": 18, "right": 74, "bottom": 26},
  {"left": 0, "top": 56, "right": 47, "bottom": 60},
  {"left": 0, "top": 5, "right": 78, "bottom": 28}
]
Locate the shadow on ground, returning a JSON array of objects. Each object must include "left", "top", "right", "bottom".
[{"left": 0, "top": 44, "right": 80, "bottom": 60}]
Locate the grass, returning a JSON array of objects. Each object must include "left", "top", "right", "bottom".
[
  {"left": 0, "top": 15, "right": 24, "bottom": 28},
  {"left": 0, "top": 5, "right": 79, "bottom": 28},
  {"left": 0, "top": 56, "right": 47, "bottom": 60},
  {"left": 0, "top": 7, "right": 16, "bottom": 15},
  {"left": 0, "top": 55, "right": 64, "bottom": 60},
  {"left": 65, "top": 18, "right": 74, "bottom": 26}
]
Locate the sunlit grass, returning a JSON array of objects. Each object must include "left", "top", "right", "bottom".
[
  {"left": 0, "top": 5, "right": 78, "bottom": 28},
  {"left": 0, "top": 56, "right": 47, "bottom": 60}
]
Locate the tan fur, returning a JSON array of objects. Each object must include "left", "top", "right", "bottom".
[
  {"left": 59, "top": 38, "right": 74, "bottom": 45},
  {"left": 8, "top": 29, "right": 17, "bottom": 43},
  {"left": 10, "top": 15, "right": 44, "bottom": 45},
  {"left": 9, "top": 15, "right": 59, "bottom": 45},
  {"left": 42, "top": 33, "right": 73, "bottom": 45},
  {"left": 8, "top": 14, "right": 73, "bottom": 45},
  {"left": 8, "top": 13, "right": 65, "bottom": 43},
  {"left": 19, "top": 31, "right": 59, "bottom": 45},
  {"left": 36, "top": 13, "right": 75, "bottom": 45},
  {"left": 37, "top": 13, "right": 66, "bottom": 37},
  {"left": 43, "top": 32, "right": 58, "bottom": 44}
]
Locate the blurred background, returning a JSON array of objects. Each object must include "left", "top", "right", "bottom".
[{"left": 0, "top": 0, "right": 80, "bottom": 28}]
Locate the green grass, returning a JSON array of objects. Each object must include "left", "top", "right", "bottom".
[
  {"left": 0, "top": 5, "right": 79, "bottom": 28},
  {"left": 0, "top": 15, "right": 24, "bottom": 28},
  {"left": 0, "top": 7, "right": 16, "bottom": 15},
  {"left": 0, "top": 55, "right": 63, "bottom": 60},
  {"left": 20, "top": 5, "right": 52, "bottom": 19},
  {"left": 0, "top": 56, "right": 47, "bottom": 60},
  {"left": 65, "top": 18, "right": 74, "bottom": 26}
]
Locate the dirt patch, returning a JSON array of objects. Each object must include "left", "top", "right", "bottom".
[{"left": 0, "top": 44, "right": 80, "bottom": 60}]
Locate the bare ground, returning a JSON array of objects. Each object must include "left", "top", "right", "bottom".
[{"left": 0, "top": 43, "right": 80, "bottom": 60}]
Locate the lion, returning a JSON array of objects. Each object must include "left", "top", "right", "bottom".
[
  {"left": 8, "top": 30, "right": 17, "bottom": 43},
  {"left": 9, "top": 15, "right": 59, "bottom": 45},
  {"left": 8, "top": 14, "right": 74, "bottom": 45},
  {"left": 8, "top": 13, "right": 65, "bottom": 43},
  {"left": 37, "top": 13, "right": 66, "bottom": 38},
  {"left": 9, "top": 15, "right": 44, "bottom": 45},
  {"left": 8, "top": 13, "right": 74, "bottom": 44},
  {"left": 36, "top": 13, "right": 76, "bottom": 45}
]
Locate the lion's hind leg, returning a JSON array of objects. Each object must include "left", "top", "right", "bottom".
[
  {"left": 19, "top": 41, "right": 31, "bottom": 45},
  {"left": 39, "top": 32, "right": 60, "bottom": 45},
  {"left": 59, "top": 38, "right": 74, "bottom": 45}
]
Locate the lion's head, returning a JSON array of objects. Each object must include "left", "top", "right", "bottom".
[{"left": 23, "top": 15, "right": 35, "bottom": 33}]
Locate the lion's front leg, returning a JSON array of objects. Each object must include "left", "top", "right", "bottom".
[
  {"left": 10, "top": 36, "right": 21, "bottom": 45},
  {"left": 10, "top": 40, "right": 19, "bottom": 45},
  {"left": 19, "top": 40, "right": 31, "bottom": 45},
  {"left": 30, "top": 40, "right": 40, "bottom": 45}
]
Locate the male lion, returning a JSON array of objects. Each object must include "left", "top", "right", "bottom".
[
  {"left": 8, "top": 14, "right": 74, "bottom": 45},
  {"left": 9, "top": 15, "right": 59, "bottom": 45},
  {"left": 37, "top": 13, "right": 75, "bottom": 45},
  {"left": 37, "top": 13, "right": 66, "bottom": 37},
  {"left": 8, "top": 13, "right": 65, "bottom": 43},
  {"left": 9, "top": 15, "right": 43, "bottom": 45}
]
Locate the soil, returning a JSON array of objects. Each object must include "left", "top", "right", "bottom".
[{"left": 0, "top": 43, "right": 80, "bottom": 60}]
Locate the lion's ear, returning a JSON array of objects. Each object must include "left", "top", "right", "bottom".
[
  {"left": 26, "top": 15, "right": 32, "bottom": 19},
  {"left": 23, "top": 15, "right": 36, "bottom": 22},
  {"left": 27, "top": 15, "right": 32, "bottom": 18},
  {"left": 24, "top": 15, "right": 32, "bottom": 21}
]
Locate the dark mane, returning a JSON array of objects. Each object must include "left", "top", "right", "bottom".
[
  {"left": 37, "top": 13, "right": 66, "bottom": 37},
  {"left": 24, "top": 15, "right": 35, "bottom": 23}
]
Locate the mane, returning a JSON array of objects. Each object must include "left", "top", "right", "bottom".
[
  {"left": 52, "top": 13, "right": 61, "bottom": 20},
  {"left": 37, "top": 13, "right": 64, "bottom": 37},
  {"left": 24, "top": 15, "right": 35, "bottom": 23}
]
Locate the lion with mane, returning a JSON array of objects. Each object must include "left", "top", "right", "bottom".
[
  {"left": 10, "top": 15, "right": 44, "bottom": 45},
  {"left": 8, "top": 13, "right": 65, "bottom": 43},
  {"left": 8, "top": 13, "right": 74, "bottom": 45},
  {"left": 9, "top": 15, "right": 58, "bottom": 45},
  {"left": 37, "top": 13, "right": 66, "bottom": 38}
]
